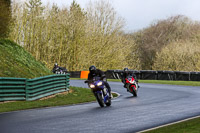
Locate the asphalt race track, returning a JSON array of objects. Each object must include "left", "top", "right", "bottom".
[{"left": 0, "top": 80, "right": 200, "bottom": 133}]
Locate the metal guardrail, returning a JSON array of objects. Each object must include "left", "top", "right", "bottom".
[
  {"left": 68, "top": 70, "right": 200, "bottom": 81},
  {"left": 105, "top": 70, "right": 200, "bottom": 81},
  {"left": 0, "top": 77, "right": 26, "bottom": 101},
  {"left": 0, "top": 74, "right": 70, "bottom": 102},
  {"left": 26, "top": 74, "right": 70, "bottom": 101}
]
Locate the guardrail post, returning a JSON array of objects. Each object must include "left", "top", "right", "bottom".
[
  {"left": 25, "top": 79, "right": 29, "bottom": 101},
  {"left": 66, "top": 73, "right": 70, "bottom": 91}
]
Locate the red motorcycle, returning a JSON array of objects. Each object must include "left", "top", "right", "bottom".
[{"left": 125, "top": 76, "right": 138, "bottom": 97}]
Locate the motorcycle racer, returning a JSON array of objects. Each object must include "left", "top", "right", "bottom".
[
  {"left": 86, "top": 65, "right": 112, "bottom": 98},
  {"left": 52, "top": 63, "right": 67, "bottom": 74},
  {"left": 121, "top": 68, "right": 139, "bottom": 89}
]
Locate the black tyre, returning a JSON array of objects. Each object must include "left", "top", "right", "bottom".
[
  {"left": 105, "top": 98, "right": 111, "bottom": 106},
  {"left": 96, "top": 93, "right": 104, "bottom": 107},
  {"left": 132, "top": 88, "right": 137, "bottom": 97},
  {"left": 133, "top": 91, "right": 137, "bottom": 97},
  {"left": 133, "top": 88, "right": 137, "bottom": 97}
]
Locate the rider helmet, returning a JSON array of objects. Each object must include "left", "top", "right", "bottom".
[
  {"left": 124, "top": 67, "right": 128, "bottom": 71},
  {"left": 89, "top": 65, "right": 96, "bottom": 74},
  {"left": 124, "top": 67, "right": 129, "bottom": 74},
  {"left": 54, "top": 63, "right": 58, "bottom": 67}
]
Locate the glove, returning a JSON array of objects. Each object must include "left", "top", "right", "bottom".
[{"left": 102, "top": 77, "right": 107, "bottom": 82}]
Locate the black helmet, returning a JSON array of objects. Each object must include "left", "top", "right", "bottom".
[
  {"left": 55, "top": 63, "right": 58, "bottom": 67},
  {"left": 124, "top": 67, "right": 128, "bottom": 71},
  {"left": 89, "top": 65, "right": 96, "bottom": 73},
  {"left": 124, "top": 68, "right": 129, "bottom": 73}
]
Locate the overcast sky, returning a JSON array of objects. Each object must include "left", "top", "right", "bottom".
[{"left": 21, "top": 0, "right": 200, "bottom": 32}]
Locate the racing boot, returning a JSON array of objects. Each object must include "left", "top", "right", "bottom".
[
  {"left": 108, "top": 91, "right": 112, "bottom": 99},
  {"left": 136, "top": 81, "right": 140, "bottom": 88},
  {"left": 123, "top": 84, "right": 126, "bottom": 88}
]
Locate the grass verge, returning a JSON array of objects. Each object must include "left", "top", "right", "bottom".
[
  {"left": 0, "top": 39, "right": 52, "bottom": 78},
  {"left": 106, "top": 79, "right": 200, "bottom": 86},
  {"left": 0, "top": 86, "right": 118, "bottom": 113},
  {"left": 71, "top": 78, "right": 200, "bottom": 86},
  {"left": 142, "top": 116, "right": 200, "bottom": 133},
  {"left": 138, "top": 80, "right": 200, "bottom": 86}
]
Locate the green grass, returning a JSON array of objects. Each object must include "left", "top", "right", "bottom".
[
  {"left": 0, "top": 87, "right": 96, "bottom": 113},
  {"left": 143, "top": 117, "right": 200, "bottom": 133},
  {"left": 0, "top": 39, "right": 52, "bottom": 78},
  {"left": 107, "top": 79, "right": 200, "bottom": 86},
  {"left": 0, "top": 86, "right": 118, "bottom": 113},
  {"left": 139, "top": 80, "right": 200, "bottom": 86}
]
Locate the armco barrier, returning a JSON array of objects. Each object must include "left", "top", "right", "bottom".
[
  {"left": 0, "top": 74, "right": 70, "bottom": 102},
  {"left": 140, "top": 70, "right": 157, "bottom": 80},
  {"left": 157, "top": 71, "right": 175, "bottom": 80},
  {"left": 0, "top": 77, "right": 26, "bottom": 101},
  {"left": 105, "top": 70, "right": 200, "bottom": 81},
  {"left": 68, "top": 70, "right": 200, "bottom": 81},
  {"left": 68, "top": 71, "right": 81, "bottom": 78},
  {"left": 26, "top": 74, "right": 70, "bottom": 101},
  {"left": 190, "top": 72, "right": 200, "bottom": 81}
]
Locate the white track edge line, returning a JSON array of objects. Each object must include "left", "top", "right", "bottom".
[{"left": 137, "top": 115, "right": 200, "bottom": 133}]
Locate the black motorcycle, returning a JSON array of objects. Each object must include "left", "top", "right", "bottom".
[{"left": 53, "top": 67, "right": 67, "bottom": 74}]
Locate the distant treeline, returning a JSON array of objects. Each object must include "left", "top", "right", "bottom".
[
  {"left": 0, "top": 0, "right": 11, "bottom": 38},
  {"left": 9, "top": 0, "right": 138, "bottom": 71},
  {"left": 7, "top": 0, "right": 200, "bottom": 71},
  {"left": 133, "top": 15, "right": 200, "bottom": 71}
]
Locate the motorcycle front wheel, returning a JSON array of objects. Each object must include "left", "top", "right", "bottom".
[
  {"left": 105, "top": 98, "right": 111, "bottom": 106},
  {"left": 95, "top": 93, "right": 104, "bottom": 107},
  {"left": 132, "top": 87, "right": 137, "bottom": 97}
]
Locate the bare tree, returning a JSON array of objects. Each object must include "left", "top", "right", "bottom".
[
  {"left": 0, "top": 0, "right": 11, "bottom": 38},
  {"left": 9, "top": 0, "right": 141, "bottom": 71}
]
